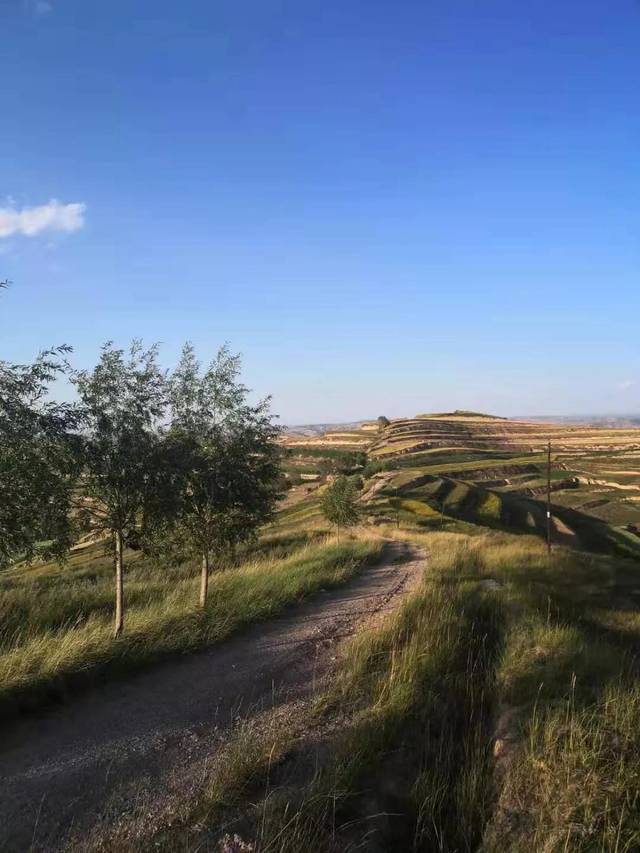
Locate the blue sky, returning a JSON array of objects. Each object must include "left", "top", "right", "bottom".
[{"left": 1, "top": 0, "right": 638, "bottom": 423}]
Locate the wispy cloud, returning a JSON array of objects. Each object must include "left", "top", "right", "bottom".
[
  {"left": 616, "top": 379, "right": 635, "bottom": 392},
  {"left": 0, "top": 200, "right": 86, "bottom": 239}
]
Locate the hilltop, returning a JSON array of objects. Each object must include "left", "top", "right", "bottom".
[{"left": 281, "top": 410, "right": 640, "bottom": 558}]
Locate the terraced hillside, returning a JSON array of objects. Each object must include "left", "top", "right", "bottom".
[
  {"left": 369, "top": 413, "right": 640, "bottom": 457},
  {"left": 369, "top": 414, "right": 640, "bottom": 556},
  {"left": 283, "top": 412, "right": 640, "bottom": 558}
]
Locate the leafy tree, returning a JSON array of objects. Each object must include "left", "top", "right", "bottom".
[
  {"left": 0, "top": 347, "right": 80, "bottom": 567},
  {"left": 317, "top": 450, "right": 366, "bottom": 479},
  {"left": 320, "top": 475, "right": 359, "bottom": 540},
  {"left": 362, "top": 458, "right": 393, "bottom": 478},
  {"left": 353, "top": 450, "right": 368, "bottom": 468},
  {"left": 286, "top": 470, "right": 303, "bottom": 487},
  {"left": 317, "top": 457, "right": 335, "bottom": 479},
  {"left": 350, "top": 474, "right": 364, "bottom": 491},
  {"left": 339, "top": 450, "right": 367, "bottom": 472},
  {"left": 377, "top": 415, "right": 390, "bottom": 431},
  {"left": 167, "top": 343, "right": 281, "bottom": 607},
  {"left": 71, "top": 342, "right": 166, "bottom": 636}
]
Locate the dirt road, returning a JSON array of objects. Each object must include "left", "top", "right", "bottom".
[{"left": 0, "top": 540, "right": 424, "bottom": 852}]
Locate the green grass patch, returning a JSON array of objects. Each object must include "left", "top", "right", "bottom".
[
  {"left": 396, "top": 498, "right": 439, "bottom": 518},
  {"left": 476, "top": 490, "right": 502, "bottom": 521},
  {"left": 133, "top": 526, "right": 640, "bottom": 852},
  {"left": 0, "top": 537, "right": 381, "bottom": 720}
]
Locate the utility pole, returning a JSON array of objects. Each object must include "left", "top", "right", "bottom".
[{"left": 546, "top": 441, "right": 552, "bottom": 555}]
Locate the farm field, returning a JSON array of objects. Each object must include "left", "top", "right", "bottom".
[{"left": 281, "top": 412, "right": 640, "bottom": 557}]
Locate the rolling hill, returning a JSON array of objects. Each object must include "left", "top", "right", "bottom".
[{"left": 281, "top": 411, "right": 640, "bottom": 558}]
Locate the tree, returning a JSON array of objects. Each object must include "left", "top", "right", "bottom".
[
  {"left": 167, "top": 343, "right": 281, "bottom": 607},
  {"left": 377, "top": 415, "right": 390, "bottom": 432},
  {"left": 0, "top": 347, "right": 80, "bottom": 567},
  {"left": 317, "top": 450, "right": 366, "bottom": 479},
  {"left": 71, "top": 342, "right": 166, "bottom": 637},
  {"left": 286, "top": 470, "right": 303, "bottom": 487},
  {"left": 320, "top": 475, "right": 359, "bottom": 540}
]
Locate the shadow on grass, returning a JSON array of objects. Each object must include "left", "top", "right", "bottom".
[
  {"left": 380, "top": 468, "right": 640, "bottom": 562},
  {"left": 239, "top": 559, "right": 507, "bottom": 853}
]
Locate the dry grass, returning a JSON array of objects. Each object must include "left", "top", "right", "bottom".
[
  {"left": 0, "top": 535, "right": 382, "bottom": 719},
  {"left": 485, "top": 683, "right": 640, "bottom": 852},
  {"left": 143, "top": 528, "right": 640, "bottom": 852},
  {"left": 149, "top": 533, "right": 502, "bottom": 852},
  {"left": 10, "top": 489, "right": 640, "bottom": 852}
]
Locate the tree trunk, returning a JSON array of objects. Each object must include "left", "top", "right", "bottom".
[
  {"left": 199, "top": 550, "right": 210, "bottom": 608},
  {"left": 114, "top": 529, "right": 124, "bottom": 638}
]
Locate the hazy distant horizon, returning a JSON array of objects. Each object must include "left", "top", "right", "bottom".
[{"left": 284, "top": 411, "right": 640, "bottom": 430}]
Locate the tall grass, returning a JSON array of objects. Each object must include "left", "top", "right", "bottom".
[
  {"left": 0, "top": 532, "right": 322, "bottom": 650},
  {"left": 0, "top": 536, "right": 381, "bottom": 720},
  {"left": 485, "top": 683, "right": 640, "bottom": 853},
  {"left": 147, "top": 529, "right": 640, "bottom": 853},
  {"left": 159, "top": 534, "right": 503, "bottom": 853},
  {"left": 311, "top": 559, "right": 503, "bottom": 852}
]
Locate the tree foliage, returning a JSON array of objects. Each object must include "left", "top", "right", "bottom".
[
  {"left": 0, "top": 347, "right": 80, "bottom": 567},
  {"left": 317, "top": 450, "right": 366, "bottom": 478},
  {"left": 165, "top": 343, "right": 282, "bottom": 605},
  {"left": 71, "top": 341, "right": 167, "bottom": 635},
  {"left": 320, "top": 475, "right": 359, "bottom": 536},
  {"left": 1, "top": 335, "right": 283, "bottom": 630}
]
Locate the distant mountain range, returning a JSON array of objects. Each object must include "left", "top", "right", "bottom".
[
  {"left": 283, "top": 413, "right": 640, "bottom": 436},
  {"left": 520, "top": 415, "right": 640, "bottom": 428},
  {"left": 282, "top": 421, "right": 365, "bottom": 437}
]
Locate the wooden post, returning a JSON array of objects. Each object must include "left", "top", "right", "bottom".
[
  {"left": 114, "top": 529, "right": 124, "bottom": 637},
  {"left": 199, "top": 550, "right": 210, "bottom": 608},
  {"left": 546, "top": 441, "right": 552, "bottom": 555}
]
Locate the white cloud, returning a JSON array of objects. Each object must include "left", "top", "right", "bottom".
[
  {"left": 0, "top": 200, "right": 86, "bottom": 239},
  {"left": 616, "top": 380, "right": 635, "bottom": 392}
]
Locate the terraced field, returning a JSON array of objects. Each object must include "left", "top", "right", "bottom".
[{"left": 283, "top": 411, "right": 640, "bottom": 558}]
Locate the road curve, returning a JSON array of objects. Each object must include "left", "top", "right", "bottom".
[{"left": 0, "top": 540, "right": 425, "bottom": 852}]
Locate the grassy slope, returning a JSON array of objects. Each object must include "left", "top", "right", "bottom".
[
  {"left": 369, "top": 415, "right": 640, "bottom": 558},
  {"left": 0, "top": 533, "right": 381, "bottom": 720},
  {"left": 153, "top": 528, "right": 640, "bottom": 853},
  {"left": 136, "top": 420, "right": 640, "bottom": 850},
  {"left": 7, "top": 415, "right": 640, "bottom": 849},
  {"left": 363, "top": 458, "right": 640, "bottom": 560}
]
